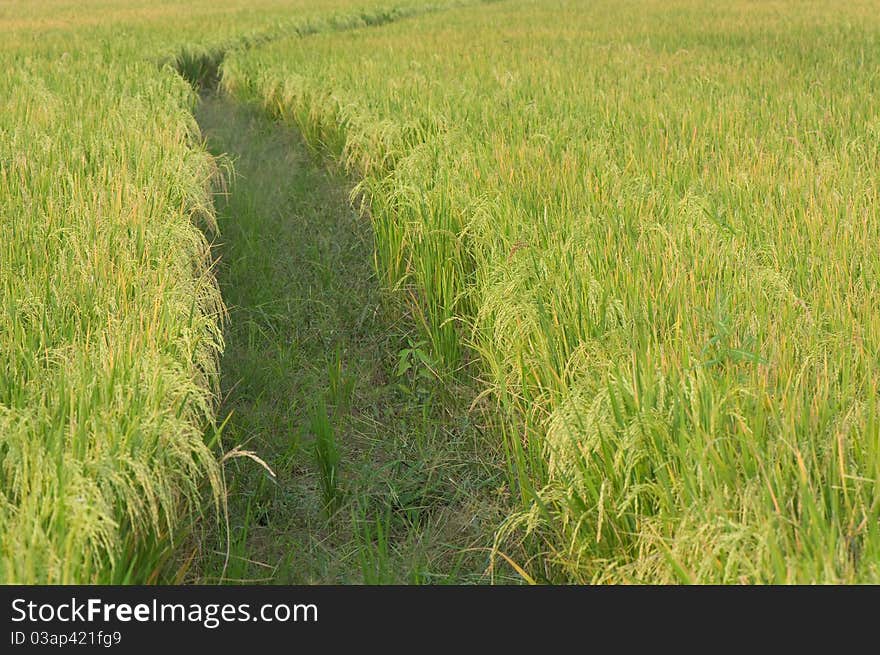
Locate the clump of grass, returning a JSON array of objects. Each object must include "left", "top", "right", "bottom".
[
  {"left": 311, "top": 399, "right": 342, "bottom": 517},
  {"left": 328, "top": 345, "right": 357, "bottom": 414},
  {"left": 354, "top": 501, "right": 395, "bottom": 584}
]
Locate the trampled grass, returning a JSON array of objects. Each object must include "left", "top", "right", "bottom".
[
  {"left": 193, "top": 93, "right": 507, "bottom": 583},
  {"left": 221, "top": 0, "right": 880, "bottom": 582}
]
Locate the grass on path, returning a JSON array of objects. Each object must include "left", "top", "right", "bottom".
[{"left": 192, "top": 92, "right": 510, "bottom": 584}]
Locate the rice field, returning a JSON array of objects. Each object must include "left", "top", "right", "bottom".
[{"left": 3, "top": 0, "right": 880, "bottom": 583}]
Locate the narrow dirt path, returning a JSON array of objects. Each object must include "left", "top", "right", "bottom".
[{"left": 193, "top": 92, "right": 508, "bottom": 584}]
